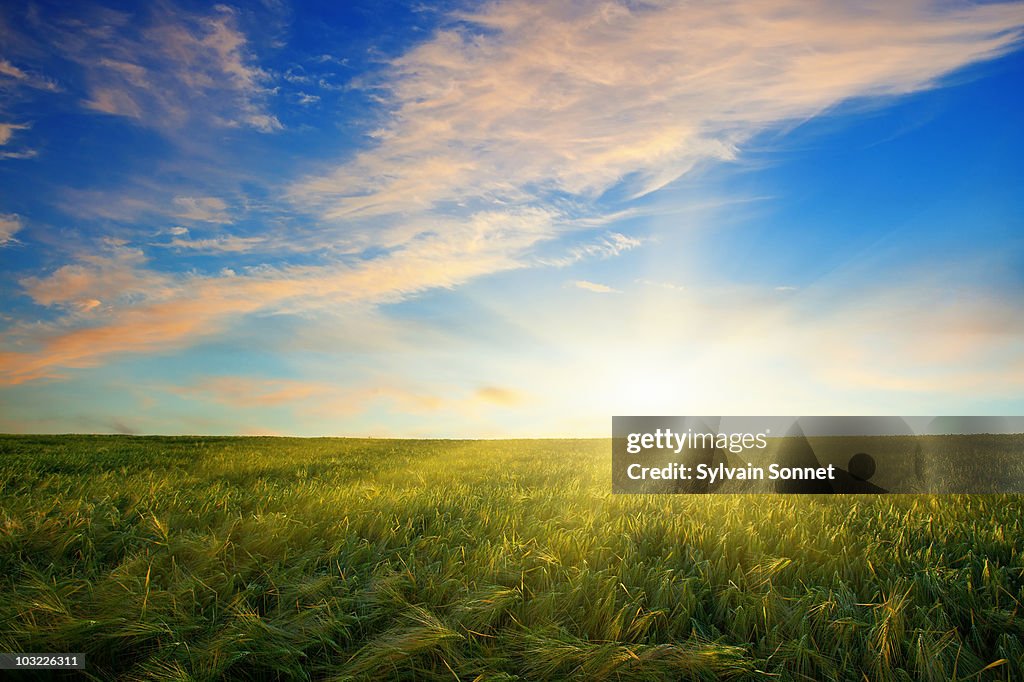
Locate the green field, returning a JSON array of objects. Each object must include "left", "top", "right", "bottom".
[{"left": 0, "top": 435, "right": 1021, "bottom": 680}]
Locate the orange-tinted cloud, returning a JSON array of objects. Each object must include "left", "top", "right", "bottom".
[
  {"left": 65, "top": 5, "right": 280, "bottom": 132},
  {"left": 170, "top": 374, "right": 448, "bottom": 417},
  {"left": 476, "top": 386, "right": 523, "bottom": 406},
  {"left": 4, "top": 0, "right": 1023, "bottom": 397},
  {"left": 0, "top": 208, "right": 555, "bottom": 383},
  {"left": 290, "top": 1, "right": 1024, "bottom": 219},
  {"left": 173, "top": 376, "right": 333, "bottom": 407},
  {"left": 572, "top": 280, "right": 619, "bottom": 294},
  {"left": 0, "top": 214, "right": 23, "bottom": 245}
]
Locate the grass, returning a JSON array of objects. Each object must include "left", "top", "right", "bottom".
[{"left": 0, "top": 434, "right": 1021, "bottom": 680}]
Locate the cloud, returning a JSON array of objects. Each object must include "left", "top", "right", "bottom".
[
  {"left": 0, "top": 208, "right": 556, "bottom": 383},
  {"left": 801, "top": 289, "right": 1024, "bottom": 393},
  {"left": 0, "top": 214, "right": 23, "bottom": 245},
  {"left": 83, "top": 87, "right": 143, "bottom": 118},
  {"left": 572, "top": 280, "right": 619, "bottom": 294},
  {"left": 0, "top": 122, "right": 30, "bottom": 146},
  {"left": 502, "top": 273, "right": 1024, "bottom": 426},
  {"left": 18, "top": 244, "right": 171, "bottom": 311},
  {"left": 175, "top": 376, "right": 332, "bottom": 407},
  {"left": 172, "top": 196, "right": 232, "bottom": 223},
  {"left": 290, "top": 0, "right": 1024, "bottom": 222},
  {"left": 0, "top": 122, "right": 36, "bottom": 159},
  {"left": 3, "top": 0, "right": 1024, "bottom": 391},
  {"left": 58, "top": 189, "right": 163, "bottom": 223},
  {"left": 0, "top": 58, "right": 60, "bottom": 91},
  {"left": 276, "top": 0, "right": 1024, "bottom": 405},
  {"left": 57, "top": 190, "right": 238, "bottom": 229},
  {"left": 0, "top": 60, "right": 27, "bottom": 80},
  {"left": 0, "top": 149, "right": 38, "bottom": 160},
  {"left": 539, "top": 232, "right": 642, "bottom": 267},
  {"left": 61, "top": 5, "right": 280, "bottom": 133},
  {"left": 317, "top": 386, "right": 447, "bottom": 417},
  {"left": 55, "top": 191, "right": 236, "bottom": 232},
  {"left": 161, "top": 235, "right": 265, "bottom": 253},
  {"left": 172, "top": 375, "right": 447, "bottom": 417},
  {"left": 476, "top": 386, "right": 523, "bottom": 406}
]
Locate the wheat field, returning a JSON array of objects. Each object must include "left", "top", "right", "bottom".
[{"left": 0, "top": 435, "right": 1021, "bottom": 680}]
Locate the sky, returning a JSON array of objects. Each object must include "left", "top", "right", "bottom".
[{"left": 0, "top": 0, "right": 1022, "bottom": 437}]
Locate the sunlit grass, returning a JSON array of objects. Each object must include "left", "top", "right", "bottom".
[{"left": 0, "top": 435, "right": 1021, "bottom": 680}]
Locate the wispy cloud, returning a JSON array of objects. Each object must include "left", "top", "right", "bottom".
[
  {"left": 0, "top": 207, "right": 556, "bottom": 383},
  {"left": 0, "top": 122, "right": 37, "bottom": 159},
  {"left": 0, "top": 122, "right": 30, "bottom": 146},
  {"left": 572, "top": 280, "right": 619, "bottom": 294},
  {"left": 3, "top": 0, "right": 1023, "bottom": 392},
  {"left": 60, "top": 5, "right": 280, "bottom": 133},
  {"left": 174, "top": 376, "right": 332, "bottom": 407},
  {"left": 172, "top": 375, "right": 447, "bottom": 417},
  {"left": 57, "top": 189, "right": 235, "bottom": 228},
  {"left": 160, "top": 235, "right": 266, "bottom": 253},
  {"left": 799, "top": 290, "right": 1024, "bottom": 396},
  {"left": 18, "top": 244, "right": 172, "bottom": 311},
  {"left": 507, "top": 274, "right": 1024, "bottom": 423},
  {"left": 172, "top": 374, "right": 532, "bottom": 427},
  {"left": 290, "top": 0, "right": 1024, "bottom": 222},
  {"left": 0, "top": 214, "right": 23, "bottom": 246},
  {"left": 539, "top": 232, "right": 642, "bottom": 267},
  {"left": 0, "top": 58, "right": 60, "bottom": 91},
  {"left": 0, "top": 149, "right": 38, "bottom": 160},
  {"left": 276, "top": 0, "right": 1024, "bottom": 376},
  {"left": 475, "top": 386, "right": 523, "bottom": 406},
  {"left": 0, "top": 59, "right": 28, "bottom": 80},
  {"left": 172, "top": 196, "right": 232, "bottom": 223}
]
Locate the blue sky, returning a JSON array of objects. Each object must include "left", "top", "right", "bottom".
[{"left": 1, "top": 0, "right": 1022, "bottom": 436}]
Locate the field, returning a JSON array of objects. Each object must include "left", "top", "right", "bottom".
[{"left": 0, "top": 435, "right": 1021, "bottom": 680}]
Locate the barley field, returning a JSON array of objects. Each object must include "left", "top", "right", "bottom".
[{"left": 0, "top": 435, "right": 1021, "bottom": 680}]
